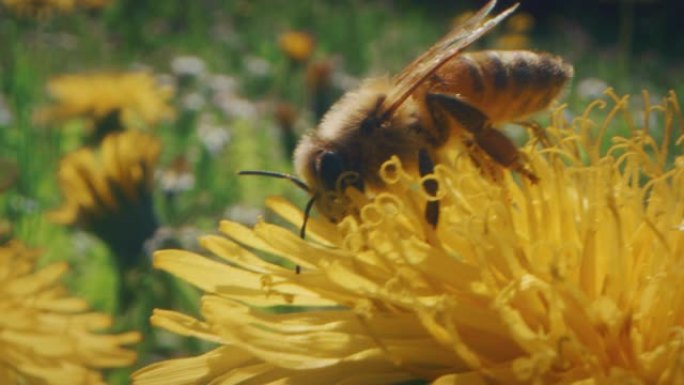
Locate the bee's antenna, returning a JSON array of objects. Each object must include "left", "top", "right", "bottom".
[
  {"left": 238, "top": 169, "right": 316, "bottom": 241},
  {"left": 238, "top": 170, "right": 311, "bottom": 193},
  {"left": 300, "top": 196, "right": 316, "bottom": 239}
]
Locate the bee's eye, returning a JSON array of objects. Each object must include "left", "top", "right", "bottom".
[
  {"left": 318, "top": 151, "right": 345, "bottom": 191},
  {"left": 360, "top": 116, "right": 377, "bottom": 135}
]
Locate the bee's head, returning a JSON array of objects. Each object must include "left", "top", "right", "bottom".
[
  {"left": 294, "top": 137, "right": 364, "bottom": 223},
  {"left": 293, "top": 79, "right": 392, "bottom": 222}
]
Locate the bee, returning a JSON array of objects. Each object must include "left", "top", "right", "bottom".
[{"left": 242, "top": 0, "right": 573, "bottom": 235}]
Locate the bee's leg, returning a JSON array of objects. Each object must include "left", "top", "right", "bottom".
[
  {"left": 418, "top": 149, "right": 439, "bottom": 227},
  {"left": 516, "top": 120, "right": 552, "bottom": 149},
  {"left": 426, "top": 92, "right": 538, "bottom": 183},
  {"left": 462, "top": 136, "right": 504, "bottom": 182}
]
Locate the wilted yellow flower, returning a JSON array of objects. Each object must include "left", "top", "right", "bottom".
[
  {"left": 306, "top": 59, "right": 338, "bottom": 121},
  {"left": 134, "top": 91, "right": 684, "bottom": 384},
  {"left": 279, "top": 31, "right": 315, "bottom": 62},
  {"left": 51, "top": 131, "right": 160, "bottom": 262},
  {"left": 39, "top": 72, "right": 173, "bottom": 139},
  {"left": 0, "top": 240, "right": 139, "bottom": 384},
  {"left": 274, "top": 101, "right": 300, "bottom": 156}
]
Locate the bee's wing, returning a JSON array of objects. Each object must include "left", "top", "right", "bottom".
[
  {"left": 380, "top": 0, "right": 518, "bottom": 119},
  {"left": 392, "top": 0, "right": 497, "bottom": 85}
]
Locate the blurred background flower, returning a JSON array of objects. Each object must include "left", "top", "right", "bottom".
[
  {"left": 50, "top": 131, "right": 160, "bottom": 265},
  {"left": 170, "top": 55, "right": 207, "bottom": 91},
  {"left": 158, "top": 155, "right": 195, "bottom": 199},
  {"left": 0, "top": 240, "right": 139, "bottom": 385},
  {"left": 273, "top": 101, "right": 299, "bottom": 157},
  {"left": 576, "top": 77, "right": 610, "bottom": 100},
  {"left": 305, "top": 58, "right": 342, "bottom": 122},
  {"left": 37, "top": 72, "right": 174, "bottom": 143},
  {"left": 494, "top": 12, "right": 534, "bottom": 49},
  {"left": 279, "top": 30, "right": 316, "bottom": 63},
  {"left": 195, "top": 114, "right": 231, "bottom": 156},
  {"left": 1, "top": 0, "right": 111, "bottom": 17}
]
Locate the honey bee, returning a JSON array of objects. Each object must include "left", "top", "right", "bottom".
[{"left": 242, "top": 0, "right": 573, "bottom": 234}]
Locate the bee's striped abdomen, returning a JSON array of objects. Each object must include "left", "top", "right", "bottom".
[{"left": 428, "top": 50, "right": 573, "bottom": 123}]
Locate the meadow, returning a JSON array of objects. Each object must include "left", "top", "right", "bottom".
[{"left": 0, "top": 0, "right": 683, "bottom": 384}]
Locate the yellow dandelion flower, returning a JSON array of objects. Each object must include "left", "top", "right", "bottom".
[
  {"left": 38, "top": 72, "right": 174, "bottom": 140},
  {"left": 51, "top": 131, "right": 160, "bottom": 262},
  {"left": 0, "top": 240, "right": 139, "bottom": 384},
  {"left": 279, "top": 31, "right": 315, "bottom": 62},
  {"left": 133, "top": 90, "right": 684, "bottom": 384}
]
